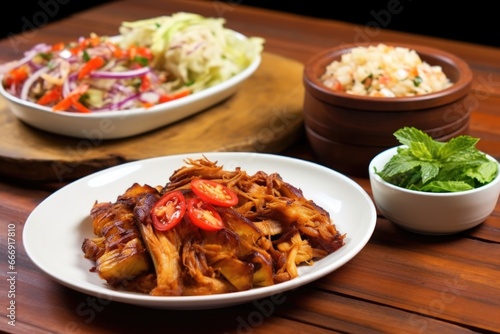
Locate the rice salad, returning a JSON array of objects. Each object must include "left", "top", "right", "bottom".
[{"left": 320, "top": 44, "right": 453, "bottom": 97}]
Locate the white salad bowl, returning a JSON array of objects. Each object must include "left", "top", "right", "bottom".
[
  {"left": 0, "top": 53, "right": 261, "bottom": 140},
  {"left": 369, "top": 146, "right": 500, "bottom": 235}
]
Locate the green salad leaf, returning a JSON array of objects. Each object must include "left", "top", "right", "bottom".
[{"left": 375, "top": 127, "right": 499, "bottom": 192}]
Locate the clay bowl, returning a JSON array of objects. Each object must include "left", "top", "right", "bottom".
[{"left": 303, "top": 42, "right": 473, "bottom": 177}]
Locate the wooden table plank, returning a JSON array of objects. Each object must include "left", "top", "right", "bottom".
[
  {"left": 315, "top": 219, "right": 500, "bottom": 332},
  {"left": 277, "top": 288, "right": 477, "bottom": 334}
]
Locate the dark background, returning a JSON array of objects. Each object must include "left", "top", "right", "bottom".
[
  {"left": 1, "top": 1, "right": 498, "bottom": 48},
  {"left": 1, "top": 0, "right": 111, "bottom": 39},
  {"left": 242, "top": 1, "right": 498, "bottom": 48}
]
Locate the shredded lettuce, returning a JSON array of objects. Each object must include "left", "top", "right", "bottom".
[
  {"left": 375, "top": 127, "right": 499, "bottom": 192},
  {"left": 118, "top": 12, "right": 265, "bottom": 93}
]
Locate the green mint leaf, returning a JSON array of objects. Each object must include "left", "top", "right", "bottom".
[
  {"left": 408, "top": 141, "right": 436, "bottom": 160},
  {"left": 466, "top": 160, "right": 499, "bottom": 184},
  {"left": 376, "top": 127, "right": 499, "bottom": 193},
  {"left": 376, "top": 151, "right": 419, "bottom": 178},
  {"left": 395, "top": 127, "right": 442, "bottom": 158},
  {"left": 419, "top": 181, "right": 474, "bottom": 192},
  {"left": 438, "top": 135, "right": 479, "bottom": 160},
  {"left": 419, "top": 161, "right": 441, "bottom": 183},
  {"left": 394, "top": 127, "right": 432, "bottom": 146}
]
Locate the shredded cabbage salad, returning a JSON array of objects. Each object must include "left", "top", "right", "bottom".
[{"left": 0, "top": 12, "right": 264, "bottom": 112}]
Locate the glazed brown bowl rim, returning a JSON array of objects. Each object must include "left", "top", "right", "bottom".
[{"left": 303, "top": 42, "right": 473, "bottom": 111}]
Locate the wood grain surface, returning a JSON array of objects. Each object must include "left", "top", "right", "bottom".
[{"left": 0, "top": 52, "right": 304, "bottom": 182}]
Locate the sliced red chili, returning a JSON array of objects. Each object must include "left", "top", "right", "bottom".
[
  {"left": 77, "top": 56, "right": 105, "bottom": 80},
  {"left": 158, "top": 89, "right": 191, "bottom": 103},
  {"left": 128, "top": 45, "right": 153, "bottom": 66},
  {"left": 53, "top": 84, "right": 90, "bottom": 112},
  {"left": 4, "top": 66, "right": 29, "bottom": 87},
  {"left": 37, "top": 86, "right": 63, "bottom": 105},
  {"left": 139, "top": 74, "right": 151, "bottom": 92},
  {"left": 79, "top": 35, "right": 101, "bottom": 48},
  {"left": 190, "top": 179, "right": 238, "bottom": 207},
  {"left": 51, "top": 42, "right": 66, "bottom": 52},
  {"left": 70, "top": 96, "right": 92, "bottom": 113},
  {"left": 187, "top": 197, "right": 224, "bottom": 231},
  {"left": 107, "top": 42, "right": 126, "bottom": 59},
  {"left": 151, "top": 190, "right": 186, "bottom": 231}
]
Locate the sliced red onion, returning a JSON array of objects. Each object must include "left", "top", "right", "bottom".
[
  {"left": 63, "top": 73, "right": 78, "bottom": 97},
  {"left": 20, "top": 66, "right": 50, "bottom": 100},
  {"left": 6, "top": 82, "right": 19, "bottom": 96},
  {"left": 31, "top": 43, "right": 52, "bottom": 53},
  {"left": 110, "top": 82, "right": 134, "bottom": 95},
  {"left": 90, "top": 66, "right": 151, "bottom": 79},
  {"left": 97, "top": 92, "right": 141, "bottom": 111},
  {"left": 116, "top": 93, "right": 141, "bottom": 109},
  {"left": 28, "top": 59, "right": 44, "bottom": 72},
  {"left": 0, "top": 43, "right": 50, "bottom": 75}
]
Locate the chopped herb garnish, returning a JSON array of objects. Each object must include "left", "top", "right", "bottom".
[
  {"left": 133, "top": 55, "right": 149, "bottom": 67},
  {"left": 38, "top": 52, "right": 53, "bottom": 61},
  {"left": 82, "top": 50, "right": 91, "bottom": 62},
  {"left": 362, "top": 74, "right": 373, "bottom": 88},
  {"left": 413, "top": 76, "right": 423, "bottom": 87}
]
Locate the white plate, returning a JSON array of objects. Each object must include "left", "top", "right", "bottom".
[
  {"left": 23, "top": 152, "right": 377, "bottom": 310},
  {"left": 0, "top": 33, "right": 261, "bottom": 140}
]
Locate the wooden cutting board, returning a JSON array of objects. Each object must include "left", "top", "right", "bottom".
[{"left": 0, "top": 52, "right": 305, "bottom": 183}]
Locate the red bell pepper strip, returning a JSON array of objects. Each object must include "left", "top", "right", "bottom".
[
  {"left": 158, "top": 89, "right": 191, "bottom": 103},
  {"left": 4, "top": 66, "right": 29, "bottom": 87},
  {"left": 52, "top": 84, "right": 90, "bottom": 112},
  {"left": 37, "top": 86, "right": 63, "bottom": 105},
  {"left": 70, "top": 97, "right": 92, "bottom": 113},
  {"left": 77, "top": 56, "right": 105, "bottom": 80},
  {"left": 139, "top": 74, "right": 151, "bottom": 92},
  {"left": 51, "top": 42, "right": 65, "bottom": 52},
  {"left": 128, "top": 45, "right": 153, "bottom": 66}
]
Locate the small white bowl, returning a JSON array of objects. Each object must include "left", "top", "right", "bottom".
[{"left": 368, "top": 146, "right": 500, "bottom": 235}]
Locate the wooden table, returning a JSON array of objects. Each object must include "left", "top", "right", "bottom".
[{"left": 1, "top": 1, "right": 500, "bottom": 333}]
